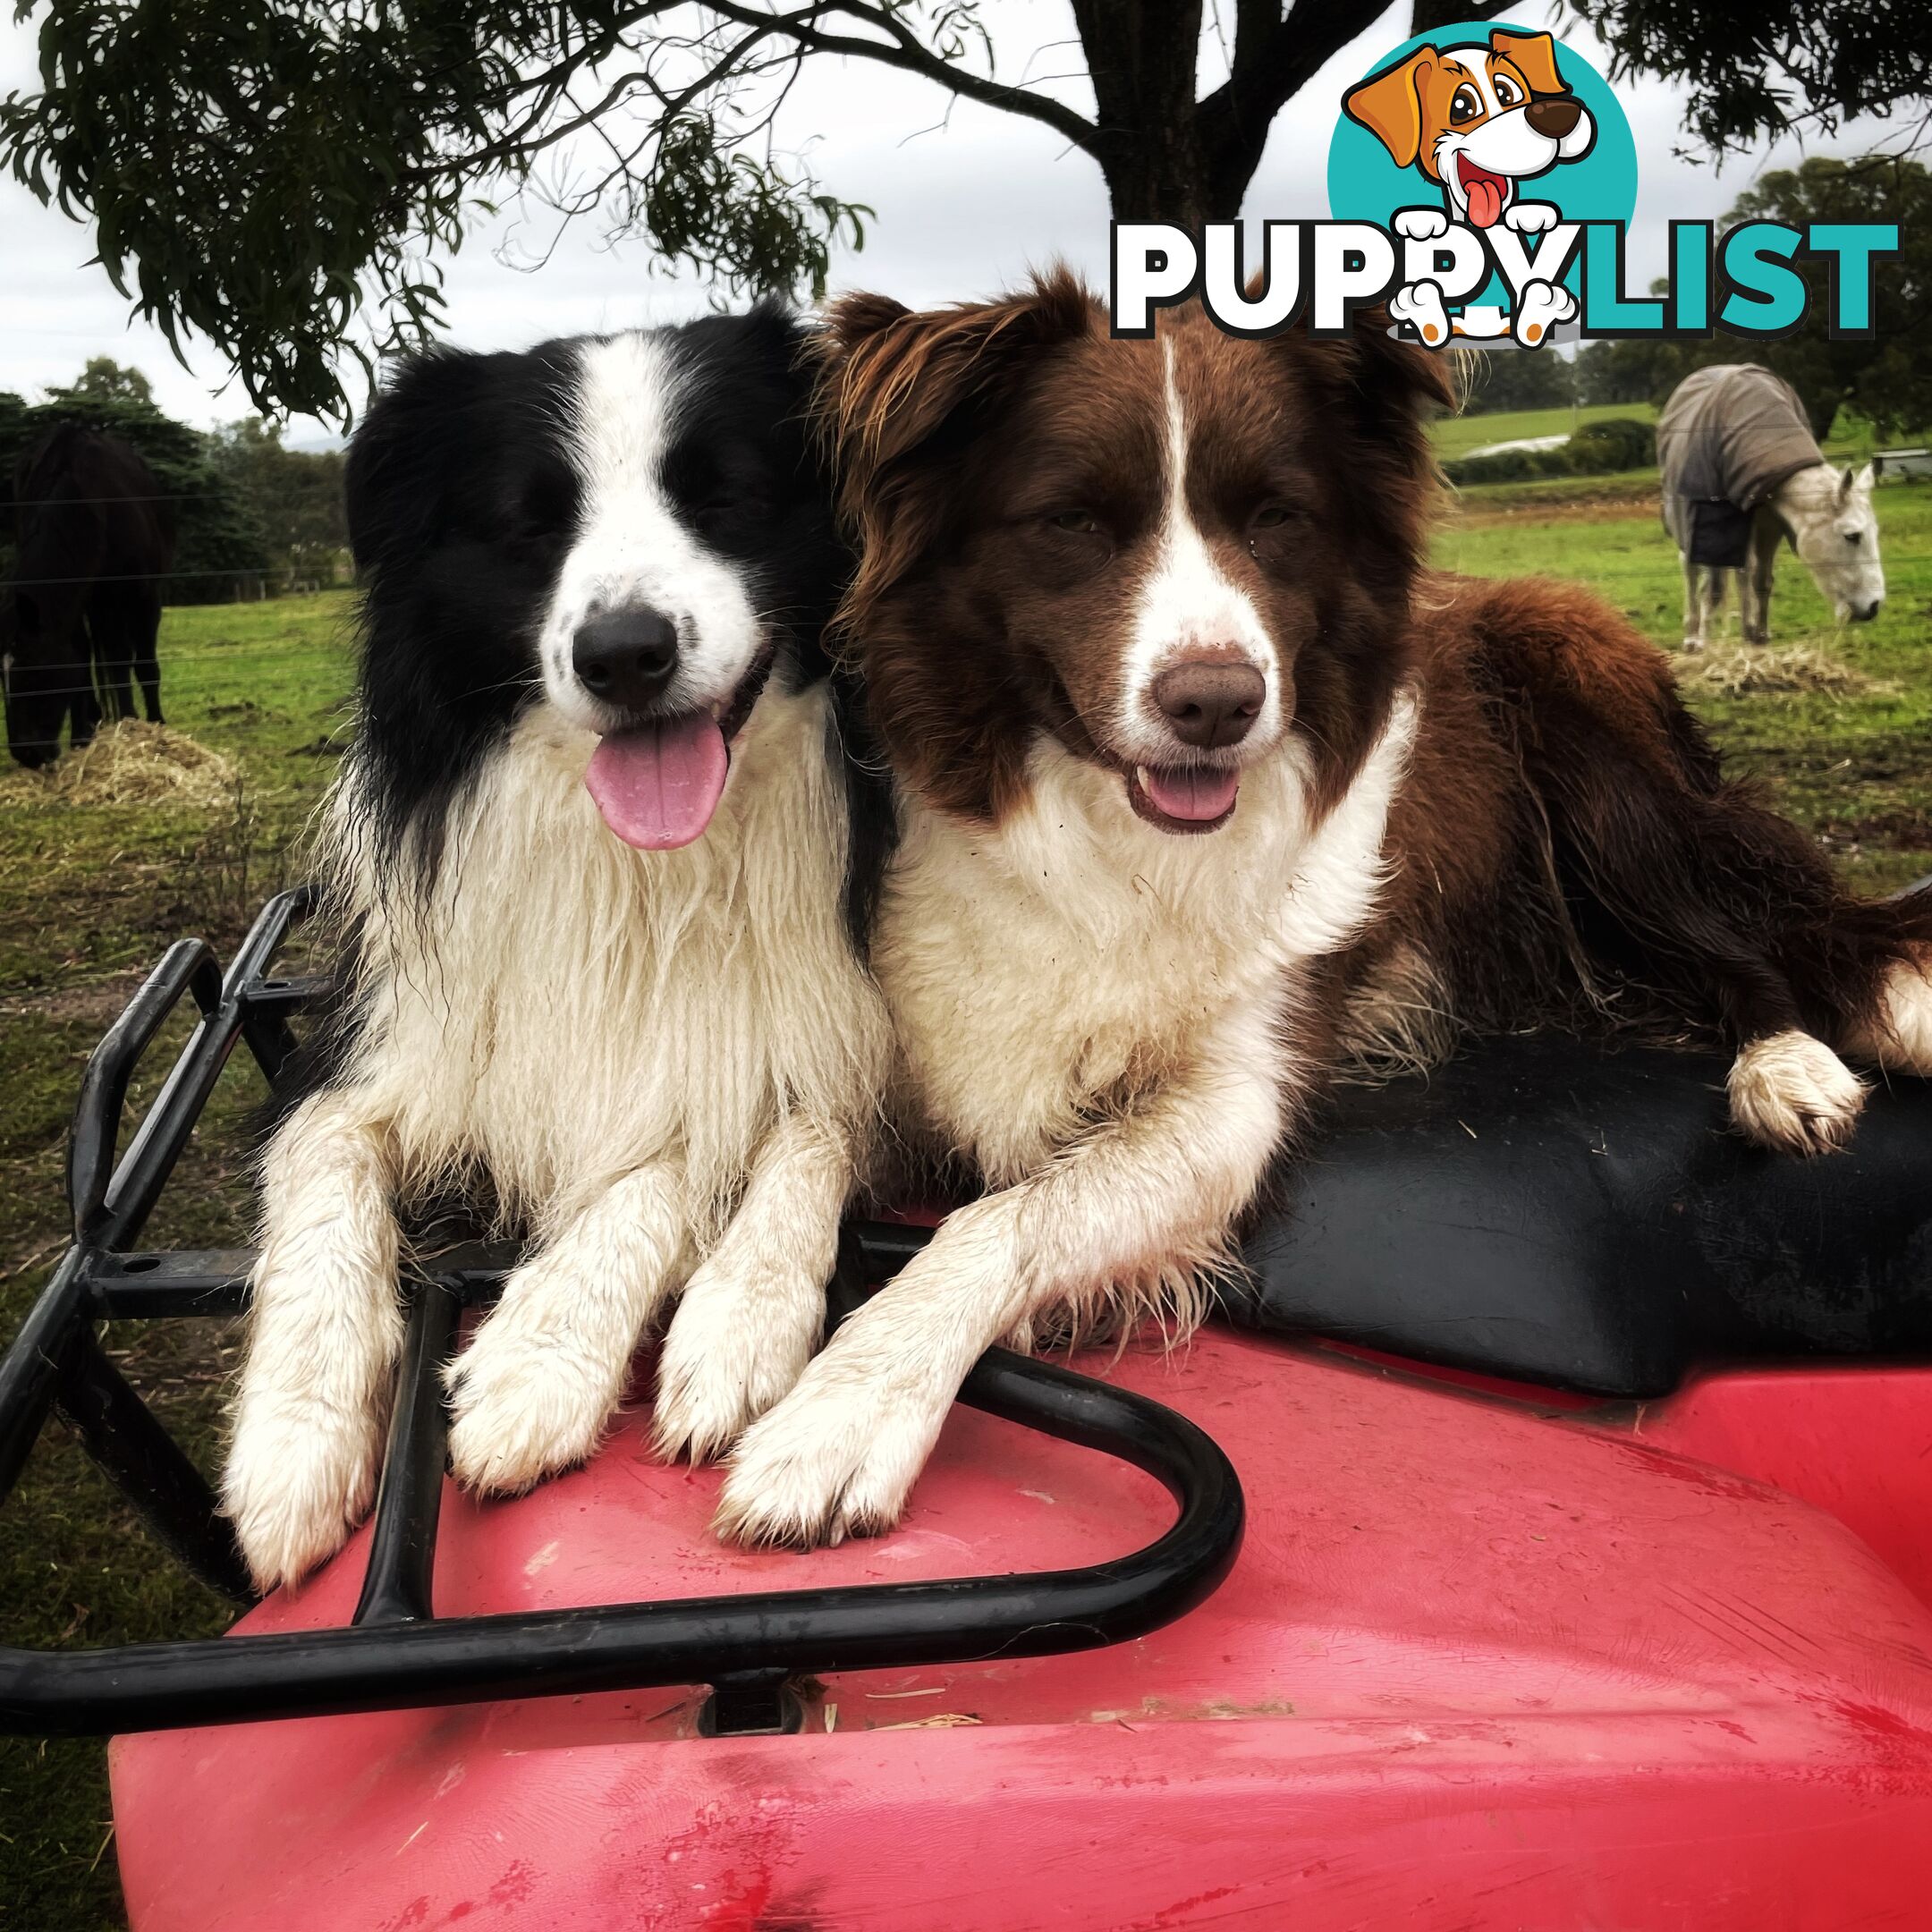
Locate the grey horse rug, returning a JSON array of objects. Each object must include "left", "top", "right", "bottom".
[{"left": 1657, "top": 364, "right": 1822, "bottom": 570}]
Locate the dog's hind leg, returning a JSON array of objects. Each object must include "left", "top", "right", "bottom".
[
  {"left": 1475, "top": 583, "right": 1923, "bottom": 1154},
  {"left": 446, "top": 1164, "right": 686, "bottom": 1494},
  {"left": 225, "top": 1091, "right": 403, "bottom": 1590},
  {"left": 652, "top": 1113, "right": 854, "bottom": 1464}
]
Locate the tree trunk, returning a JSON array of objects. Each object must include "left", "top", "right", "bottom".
[{"left": 1071, "top": 0, "right": 1211, "bottom": 225}]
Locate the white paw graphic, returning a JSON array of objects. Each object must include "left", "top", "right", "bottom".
[
  {"left": 1394, "top": 207, "right": 1449, "bottom": 242},
  {"left": 1511, "top": 280, "right": 1576, "bottom": 347},
  {"left": 652, "top": 1258, "right": 824, "bottom": 1464},
  {"left": 1388, "top": 281, "right": 1453, "bottom": 348},
  {"left": 225, "top": 1396, "right": 382, "bottom": 1592},
  {"left": 1504, "top": 201, "right": 1560, "bottom": 234}
]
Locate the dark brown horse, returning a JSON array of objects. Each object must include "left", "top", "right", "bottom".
[{"left": 4, "top": 423, "right": 174, "bottom": 767}]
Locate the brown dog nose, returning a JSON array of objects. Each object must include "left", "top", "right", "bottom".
[
  {"left": 1524, "top": 96, "right": 1581, "bottom": 139},
  {"left": 1151, "top": 661, "right": 1266, "bottom": 749}
]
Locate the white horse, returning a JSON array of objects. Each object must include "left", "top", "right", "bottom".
[{"left": 1658, "top": 365, "right": 1885, "bottom": 651}]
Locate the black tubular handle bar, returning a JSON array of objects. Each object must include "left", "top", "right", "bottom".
[{"left": 0, "top": 891, "right": 1245, "bottom": 1738}]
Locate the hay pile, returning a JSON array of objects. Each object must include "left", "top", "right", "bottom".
[
  {"left": 0, "top": 720, "right": 238, "bottom": 810},
  {"left": 1678, "top": 642, "right": 1889, "bottom": 698}
]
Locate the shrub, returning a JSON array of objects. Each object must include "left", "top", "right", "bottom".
[{"left": 1442, "top": 415, "right": 1656, "bottom": 487}]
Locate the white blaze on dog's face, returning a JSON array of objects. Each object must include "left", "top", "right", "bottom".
[
  {"left": 1107, "top": 338, "right": 1285, "bottom": 831},
  {"left": 1343, "top": 29, "right": 1596, "bottom": 231},
  {"left": 536, "top": 334, "right": 777, "bottom": 851},
  {"left": 822, "top": 277, "right": 1453, "bottom": 839}
]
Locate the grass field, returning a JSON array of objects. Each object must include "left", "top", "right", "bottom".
[
  {"left": 0, "top": 466, "right": 1927, "bottom": 1925},
  {"left": 0, "top": 594, "right": 354, "bottom": 1928}
]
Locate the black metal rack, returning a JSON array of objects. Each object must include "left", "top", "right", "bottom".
[{"left": 0, "top": 890, "right": 1244, "bottom": 1739}]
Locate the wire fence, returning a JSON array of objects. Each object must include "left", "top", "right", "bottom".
[
  {"left": 7, "top": 484, "right": 343, "bottom": 512},
  {"left": 2, "top": 567, "right": 343, "bottom": 589},
  {"left": 3, "top": 626, "right": 361, "bottom": 696}
]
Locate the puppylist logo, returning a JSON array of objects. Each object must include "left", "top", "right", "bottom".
[{"left": 1111, "top": 21, "right": 1899, "bottom": 349}]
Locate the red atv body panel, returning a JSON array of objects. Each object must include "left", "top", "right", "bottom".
[{"left": 111, "top": 1329, "right": 1932, "bottom": 1929}]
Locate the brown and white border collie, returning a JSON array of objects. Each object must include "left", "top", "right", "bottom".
[{"left": 715, "top": 271, "right": 1932, "bottom": 1549}]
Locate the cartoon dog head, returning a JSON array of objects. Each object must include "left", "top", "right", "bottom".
[{"left": 1343, "top": 30, "right": 1595, "bottom": 230}]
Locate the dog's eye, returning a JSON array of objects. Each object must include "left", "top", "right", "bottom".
[
  {"left": 1450, "top": 84, "right": 1482, "bottom": 123},
  {"left": 1250, "top": 503, "right": 1299, "bottom": 532},
  {"left": 1493, "top": 75, "right": 1522, "bottom": 106},
  {"left": 511, "top": 473, "right": 577, "bottom": 545},
  {"left": 1047, "top": 510, "right": 1101, "bottom": 536},
  {"left": 697, "top": 494, "right": 770, "bottom": 541}
]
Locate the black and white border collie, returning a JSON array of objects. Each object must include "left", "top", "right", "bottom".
[
  {"left": 712, "top": 273, "right": 1932, "bottom": 1549},
  {"left": 224, "top": 307, "right": 891, "bottom": 1590}
]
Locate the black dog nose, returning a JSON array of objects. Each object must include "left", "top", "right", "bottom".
[
  {"left": 1524, "top": 96, "right": 1581, "bottom": 139},
  {"left": 1151, "top": 661, "right": 1266, "bottom": 749},
  {"left": 572, "top": 607, "right": 679, "bottom": 711}
]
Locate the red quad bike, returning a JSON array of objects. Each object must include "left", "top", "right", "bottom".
[{"left": 4, "top": 888, "right": 1932, "bottom": 1929}]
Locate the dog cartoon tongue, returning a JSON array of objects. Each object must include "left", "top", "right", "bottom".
[
  {"left": 584, "top": 716, "right": 729, "bottom": 850},
  {"left": 1142, "top": 766, "right": 1241, "bottom": 823},
  {"left": 1461, "top": 162, "right": 1507, "bottom": 229}
]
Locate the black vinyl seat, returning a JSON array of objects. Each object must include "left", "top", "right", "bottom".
[{"left": 1224, "top": 1034, "right": 1932, "bottom": 1399}]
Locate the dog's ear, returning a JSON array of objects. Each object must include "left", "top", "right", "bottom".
[
  {"left": 1489, "top": 29, "right": 1565, "bottom": 97},
  {"left": 815, "top": 270, "right": 1097, "bottom": 633},
  {"left": 1286, "top": 307, "right": 1455, "bottom": 581},
  {"left": 817, "top": 269, "right": 1097, "bottom": 485},
  {"left": 1343, "top": 49, "right": 1436, "bottom": 169},
  {"left": 344, "top": 348, "right": 489, "bottom": 578},
  {"left": 1326, "top": 305, "right": 1460, "bottom": 423}
]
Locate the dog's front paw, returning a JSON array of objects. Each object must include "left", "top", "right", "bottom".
[
  {"left": 224, "top": 1398, "right": 382, "bottom": 1593},
  {"left": 1511, "top": 279, "right": 1576, "bottom": 347},
  {"left": 1393, "top": 206, "right": 1449, "bottom": 242},
  {"left": 652, "top": 1258, "right": 823, "bottom": 1464},
  {"left": 1728, "top": 1030, "right": 1868, "bottom": 1156},
  {"left": 446, "top": 1283, "right": 626, "bottom": 1495},
  {"left": 715, "top": 1362, "right": 950, "bottom": 1549},
  {"left": 1504, "top": 200, "right": 1560, "bottom": 234}
]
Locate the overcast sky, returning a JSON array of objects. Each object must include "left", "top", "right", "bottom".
[{"left": 0, "top": 2, "right": 1910, "bottom": 446}]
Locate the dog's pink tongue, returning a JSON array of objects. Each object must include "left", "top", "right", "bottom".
[
  {"left": 1142, "top": 766, "right": 1241, "bottom": 822},
  {"left": 584, "top": 717, "right": 728, "bottom": 850},
  {"left": 1465, "top": 176, "right": 1504, "bottom": 229}
]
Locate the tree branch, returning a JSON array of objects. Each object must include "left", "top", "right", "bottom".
[
  {"left": 1196, "top": 0, "right": 1368, "bottom": 216},
  {"left": 697, "top": 0, "right": 1101, "bottom": 153}
]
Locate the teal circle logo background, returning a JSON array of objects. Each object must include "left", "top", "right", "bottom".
[{"left": 1326, "top": 19, "right": 1638, "bottom": 306}]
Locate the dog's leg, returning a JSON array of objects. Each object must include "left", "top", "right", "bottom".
[
  {"left": 446, "top": 1165, "right": 685, "bottom": 1494},
  {"left": 716, "top": 1007, "right": 1285, "bottom": 1548},
  {"left": 224, "top": 1092, "right": 402, "bottom": 1591},
  {"left": 652, "top": 1113, "right": 853, "bottom": 1463},
  {"left": 1489, "top": 591, "right": 1885, "bottom": 1154},
  {"left": 1843, "top": 953, "right": 1932, "bottom": 1075}
]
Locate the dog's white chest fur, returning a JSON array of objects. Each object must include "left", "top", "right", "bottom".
[
  {"left": 333, "top": 683, "right": 886, "bottom": 1237},
  {"left": 874, "top": 704, "right": 1415, "bottom": 1186}
]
